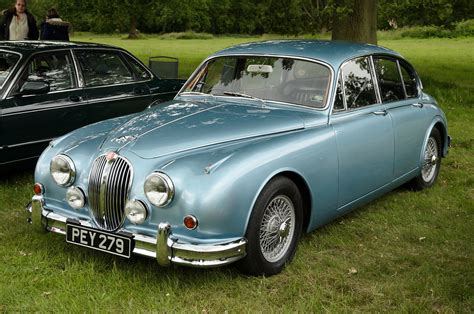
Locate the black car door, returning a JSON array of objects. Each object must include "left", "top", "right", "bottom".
[
  {"left": 73, "top": 49, "right": 152, "bottom": 125},
  {"left": 0, "top": 49, "right": 86, "bottom": 165}
]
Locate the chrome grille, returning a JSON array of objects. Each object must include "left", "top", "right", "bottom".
[{"left": 88, "top": 155, "right": 132, "bottom": 231}]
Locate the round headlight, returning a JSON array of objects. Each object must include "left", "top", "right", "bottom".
[
  {"left": 66, "top": 186, "right": 85, "bottom": 210},
  {"left": 125, "top": 200, "right": 148, "bottom": 224},
  {"left": 50, "top": 154, "right": 76, "bottom": 186},
  {"left": 144, "top": 172, "right": 174, "bottom": 207}
]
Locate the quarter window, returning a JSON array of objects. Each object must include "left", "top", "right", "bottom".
[
  {"left": 341, "top": 57, "right": 377, "bottom": 109},
  {"left": 122, "top": 53, "right": 152, "bottom": 81},
  {"left": 374, "top": 57, "right": 405, "bottom": 102},
  {"left": 12, "top": 51, "right": 75, "bottom": 94},
  {"left": 76, "top": 50, "right": 134, "bottom": 87},
  {"left": 399, "top": 62, "right": 419, "bottom": 98}
]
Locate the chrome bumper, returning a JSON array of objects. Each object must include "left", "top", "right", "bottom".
[{"left": 27, "top": 196, "right": 247, "bottom": 267}]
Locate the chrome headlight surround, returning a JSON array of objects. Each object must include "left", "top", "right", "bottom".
[
  {"left": 144, "top": 172, "right": 174, "bottom": 207},
  {"left": 50, "top": 154, "right": 76, "bottom": 187}
]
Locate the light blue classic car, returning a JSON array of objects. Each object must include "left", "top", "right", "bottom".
[{"left": 28, "top": 40, "right": 450, "bottom": 276}]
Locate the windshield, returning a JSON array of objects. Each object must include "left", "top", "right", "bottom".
[
  {"left": 0, "top": 52, "right": 20, "bottom": 87},
  {"left": 182, "top": 56, "right": 331, "bottom": 108}
]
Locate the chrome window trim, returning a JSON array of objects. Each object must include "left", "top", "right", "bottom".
[
  {"left": 369, "top": 55, "right": 382, "bottom": 104},
  {"left": 396, "top": 59, "right": 408, "bottom": 98},
  {"left": 0, "top": 49, "right": 22, "bottom": 92},
  {"left": 4, "top": 48, "right": 79, "bottom": 99},
  {"left": 119, "top": 50, "right": 155, "bottom": 81},
  {"left": 177, "top": 53, "right": 335, "bottom": 111}
]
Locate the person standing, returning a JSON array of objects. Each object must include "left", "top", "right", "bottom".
[
  {"left": 40, "top": 8, "right": 70, "bottom": 41},
  {"left": 0, "top": 0, "right": 39, "bottom": 40}
]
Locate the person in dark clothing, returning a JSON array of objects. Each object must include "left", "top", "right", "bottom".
[
  {"left": 40, "top": 8, "right": 70, "bottom": 41},
  {"left": 0, "top": 0, "right": 38, "bottom": 40}
]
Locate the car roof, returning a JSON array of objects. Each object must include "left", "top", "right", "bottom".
[
  {"left": 212, "top": 40, "right": 401, "bottom": 68},
  {"left": 0, "top": 40, "right": 121, "bottom": 55}
]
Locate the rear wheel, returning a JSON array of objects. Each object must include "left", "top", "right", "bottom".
[
  {"left": 410, "top": 128, "right": 442, "bottom": 190},
  {"left": 238, "top": 176, "right": 303, "bottom": 276}
]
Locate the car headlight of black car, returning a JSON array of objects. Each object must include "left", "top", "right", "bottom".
[
  {"left": 50, "top": 154, "right": 76, "bottom": 186},
  {"left": 144, "top": 172, "right": 174, "bottom": 207}
]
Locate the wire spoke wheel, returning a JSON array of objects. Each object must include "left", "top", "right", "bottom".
[
  {"left": 421, "top": 136, "right": 439, "bottom": 183},
  {"left": 259, "top": 195, "right": 296, "bottom": 263}
]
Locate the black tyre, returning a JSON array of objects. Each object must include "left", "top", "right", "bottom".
[
  {"left": 237, "top": 176, "right": 303, "bottom": 276},
  {"left": 410, "top": 128, "right": 442, "bottom": 190}
]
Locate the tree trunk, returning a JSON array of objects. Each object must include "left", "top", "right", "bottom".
[
  {"left": 332, "top": 0, "right": 378, "bottom": 44},
  {"left": 128, "top": 16, "right": 138, "bottom": 39}
]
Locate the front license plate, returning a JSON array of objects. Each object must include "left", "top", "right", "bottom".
[{"left": 66, "top": 224, "right": 132, "bottom": 258}]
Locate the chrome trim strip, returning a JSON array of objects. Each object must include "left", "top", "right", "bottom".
[
  {"left": 3, "top": 137, "right": 53, "bottom": 148},
  {"left": 27, "top": 196, "right": 247, "bottom": 268}
]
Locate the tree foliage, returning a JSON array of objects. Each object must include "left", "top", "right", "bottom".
[{"left": 11, "top": 0, "right": 473, "bottom": 35}]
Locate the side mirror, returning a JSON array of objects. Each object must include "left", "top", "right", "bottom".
[{"left": 19, "top": 81, "right": 50, "bottom": 96}]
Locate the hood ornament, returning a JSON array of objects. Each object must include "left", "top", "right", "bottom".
[{"left": 106, "top": 151, "right": 118, "bottom": 162}]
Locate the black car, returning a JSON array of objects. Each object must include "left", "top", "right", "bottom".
[{"left": 0, "top": 41, "right": 184, "bottom": 167}]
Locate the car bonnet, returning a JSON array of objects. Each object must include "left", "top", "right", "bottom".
[{"left": 99, "top": 98, "right": 307, "bottom": 159}]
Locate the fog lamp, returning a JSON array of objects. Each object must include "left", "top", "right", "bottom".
[
  {"left": 125, "top": 200, "right": 148, "bottom": 224},
  {"left": 183, "top": 215, "right": 198, "bottom": 230},
  {"left": 33, "top": 183, "right": 44, "bottom": 195},
  {"left": 66, "top": 186, "right": 85, "bottom": 209}
]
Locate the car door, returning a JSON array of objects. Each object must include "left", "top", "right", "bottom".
[
  {"left": 373, "top": 56, "right": 428, "bottom": 179},
  {"left": 0, "top": 49, "right": 85, "bottom": 165},
  {"left": 73, "top": 49, "right": 152, "bottom": 125},
  {"left": 330, "top": 56, "right": 394, "bottom": 208}
]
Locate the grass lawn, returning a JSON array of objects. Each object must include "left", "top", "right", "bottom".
[{"left": 0, "top": 35, "right": 472, "bottom": 312}]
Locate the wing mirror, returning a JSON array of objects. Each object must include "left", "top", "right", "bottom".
[{"left": 19, "top": 80, "right": 50, "bottom": 96}]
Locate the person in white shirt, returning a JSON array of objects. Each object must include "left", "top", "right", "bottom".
[{"left": 0, "top": 0, "right": 39, "bottom": 40}]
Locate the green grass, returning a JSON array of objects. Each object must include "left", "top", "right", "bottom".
[{"left": 0, "top": 35, "right": 473, "bottom": 312}]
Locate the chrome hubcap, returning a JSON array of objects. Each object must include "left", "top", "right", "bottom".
[
  {"left": 259, "top": 195, "right": 295, "bottom": 263},
  {"left": 421, "top": 137, "right": 439, "bottom": 182}
]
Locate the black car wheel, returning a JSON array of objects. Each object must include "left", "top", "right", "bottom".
[
  {"left": 238, "top": 176, "right": 303, "bottom": 276},
  {"left": 410, "top": 128, "right": 442, "bottom": 190}
]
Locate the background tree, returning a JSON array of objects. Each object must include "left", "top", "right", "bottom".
[{"left": 331, "top": 0, "right": 378, "bottom": 44}]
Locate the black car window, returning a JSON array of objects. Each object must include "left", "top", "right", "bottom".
[
  {"left": 341, "top": 57, "right": 377, "bottom": 109},
  {"left": 374, "top": 57, "right": 405, "bottom": 102},
  {"left": 122, "top": 53, "right": 151, "bottom": 81},
  {"left": 76, "top": 50, "right": 134, "bottom": 87},
  {"left": 399, "top": 62, "right": 419, "bottom": 98},
  {"left": 12, "top": 51, "right": 75, "bottom": 94},
  {"left": 333, "top": 76, "right": 345, "bottom": 111},
  {"left": 0, "top": 52, "right": 20, "bottom": 87}
]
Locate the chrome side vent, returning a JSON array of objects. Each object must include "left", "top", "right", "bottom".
[{"left": 88, "top": 155, "right": 132, "bottom": 231}]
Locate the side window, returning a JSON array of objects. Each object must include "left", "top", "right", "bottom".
[
  {"left": 374, "top": 57, "right": 405, "bottom": 102},
  {"left": 341, "top": 57, "right": 377, "bottom": 109},
  {"left": 333, "top": 76, "right": 345, "bottom": 111},
  {"left": 399, "top": 62, "right": 419, "bottom": 98},
  {"left": 122, "top": 53, "right": 151, "bottom": 81},
  {"left": 76, "top": 50, "right": 134, "bottom": 87},
  {"left": 12, "top": 51, "right": 75, "bottom": 94}
]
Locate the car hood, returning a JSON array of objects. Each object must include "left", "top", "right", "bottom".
[{"left": 100, "top": 98, "right": 307, "bottom": 159}]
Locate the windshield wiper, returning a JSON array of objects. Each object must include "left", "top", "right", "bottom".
[
  {"left": 223, "top": 91, "right": 266, "bottom": 105},
  {"left": 179, "top": 91, "right": 210, "bottom": 96}
]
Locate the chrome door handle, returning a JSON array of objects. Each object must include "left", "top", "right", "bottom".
[
  {"left": 372, "top": 110, "right": 387, "bottom": 116},
  {"left": 412, "top": 103, "right": 424, "bottom": 108}
]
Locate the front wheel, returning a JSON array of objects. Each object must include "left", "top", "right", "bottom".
[
  {"left": 237, "top": 176, "right": 303, "bottom": 276},
  {"left": 410, "top": 128, "right": 442, "bottom": 190}
]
